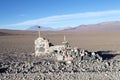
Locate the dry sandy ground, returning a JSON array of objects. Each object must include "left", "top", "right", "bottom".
[
  {"left": 1, "top": 29, "right": 120, "bottom": 80},
  {"left": 0, "top": 29, "right": 120, "bottom": 53}
]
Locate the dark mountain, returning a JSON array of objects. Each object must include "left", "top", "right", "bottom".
[
  {"left": 64, "top": 21, "right": 120, "bottom": 31},
  {"left": 27, "top": 25, "right": 54, "bottom": 31}
]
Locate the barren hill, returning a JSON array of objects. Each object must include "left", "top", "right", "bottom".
[{"left": 65, "top": 21, "right": 120, "bottom": 31}]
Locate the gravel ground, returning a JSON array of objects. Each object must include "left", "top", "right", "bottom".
[
  {"left": 1, "top": 72, "right": 120, "bottom": 80},
  {"left": 0, "top": 52, "right": 120, "bottom": 80}
]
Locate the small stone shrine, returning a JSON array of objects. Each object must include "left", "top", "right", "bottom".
[
  {"left": 35, "top": 26, "right": 102, "bottom": 63},
  {"left": 34, "top": 26, "right": 66, "bottom": 56}
]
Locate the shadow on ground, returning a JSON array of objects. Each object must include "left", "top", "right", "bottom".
[{"left": 96, "top": 51, "right": 120, "bottom": 60}]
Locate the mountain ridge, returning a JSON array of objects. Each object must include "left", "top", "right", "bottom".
[
  {"left": 26, "top": 21, "right": 120, "bottom": 31},
  {"left": 64, "top": 21, "right": 120, "bottom": 31}
]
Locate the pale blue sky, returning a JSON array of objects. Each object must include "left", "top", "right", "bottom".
[{"left": 0, "top": 0, "right": 120, "bottom": 30}]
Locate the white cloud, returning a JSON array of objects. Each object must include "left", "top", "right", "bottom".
[{"left": 2, "top": 10, "right": 120, "bottom": 29}]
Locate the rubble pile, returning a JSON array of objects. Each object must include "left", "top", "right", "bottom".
[{"left": 0, "top": 51, "right": 120, "bottom": 74}]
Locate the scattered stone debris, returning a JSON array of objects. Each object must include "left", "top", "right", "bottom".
[{"left": 0, "top": 51, "right": 120, "bottom": 80}]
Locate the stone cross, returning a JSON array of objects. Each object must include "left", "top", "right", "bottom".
[
  {"left": 62, "top": 35, "right": 69, "bottom": 48},
  {"left": 38, "top": 26, "right": 41, "bottom": 37}
]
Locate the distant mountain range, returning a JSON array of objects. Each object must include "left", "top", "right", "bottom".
[
  {"left": 27, "top": 21, "right": 120, "bottom": 31},
  {"left": 27, "top": 25, "right": 54, "bottom": 31},
  {"left": 64, "top": 21, "right": 120, "bottom": 31}
]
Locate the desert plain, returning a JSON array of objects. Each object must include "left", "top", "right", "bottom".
[
  {"left": 1, "top": 29, "right": 120, "bottom": 80},
  {"left": 0, "top": 29, "right": 120, "bottom": 53}
]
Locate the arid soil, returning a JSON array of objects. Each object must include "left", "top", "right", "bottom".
[
  {"left": 1, "top": 29, "right": 120, "bottom": 80},
  {"left": 0, "top": 29, "right": 120, "bottom": 53}
]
